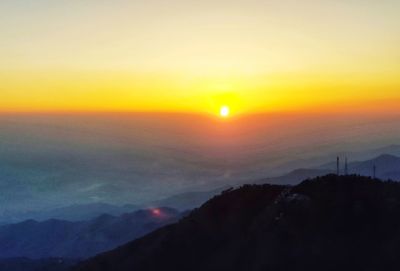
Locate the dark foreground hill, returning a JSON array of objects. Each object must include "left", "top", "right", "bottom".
[{"left": 75, "top": 175, "right": 400, "bottom": 271}]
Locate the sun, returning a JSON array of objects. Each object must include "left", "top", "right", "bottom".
[{"left": 220, "top": 106, "right": 230, "bottom": 118}]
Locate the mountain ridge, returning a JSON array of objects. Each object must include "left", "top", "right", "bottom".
[
  {"left": 74, "top": 174, "right": 400, "bottom": 271},
  {"left": 0, "top": 207, "right": 181, "bottom": 259}
]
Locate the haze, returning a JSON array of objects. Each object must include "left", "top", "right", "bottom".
[{"left": 0, "top": 112, "right": 399, "bottom": 213}]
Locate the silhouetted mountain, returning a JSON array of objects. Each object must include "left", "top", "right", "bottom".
[
  {"left": 0, "top": 207, "right": 180, "bottom": 259},
  {"left": 272, "top": 144, "right": 400, "bottom": 175},
  {"left": 35, "top": 203, "right": 139, "bottom": 221},
  {"left": 0, "top": 203, "right": 140, "bottom": 225},
  {"left": 256, "top": 168, "right": 333, "bottom": 185},
  {"left": 350, "top": 154, "right": 400, "bottom": 179},
  {"left": 145, "top": 169, "right": 332, "bottom": 212},
  {"left": 320, "top": 154, "right": 400, "bottom": 180},
  {"left": 264, "top": 154, "right": 400, "bottom": 187},
  {"left": 75, "top": 175, "right": 400, "bottom": 271},
  {"left": 148, "top": 187, "right": 227, "bottom": 210},
  {"left": 143, "top": 154, "right": 400, "bottom": 211},
  {"left": 0, "top": 258, "right": 78, "bottom": 271}
]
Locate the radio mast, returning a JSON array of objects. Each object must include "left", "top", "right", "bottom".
[{"left": 336, "top": 157, "right": 340, "bottom": 175}]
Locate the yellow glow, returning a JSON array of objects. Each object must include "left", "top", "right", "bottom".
[
  {"left": 0, "top": 1, "right": 400, "bottom": 114},
  {"left": 0, "top": 70, "right": 399, "bottom": 115},
  {"left": 220, "top": 106, "right": 230, "bottom": 118}
]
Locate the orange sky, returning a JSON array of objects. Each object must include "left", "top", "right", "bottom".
[{"left": 1, "top": 1, "right": 399, "bottom": 116}]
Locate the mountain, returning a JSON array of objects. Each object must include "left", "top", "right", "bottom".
[
  {"left": 3, "top": 153, "right": 396, "bottom": 225},
  {"left": 255, "top": 168, "right": 333, "bottom": 185},
  {"left": 147, "top": 167, "right": 333, "bottom": 212},
  {"left": 150, "top": 154, "right": 400, "bottom": 212},
  {"left": 148, "top": 187, "right": 227, "bottom": 211},
  {"left": 75, "top": 175, "right": 400, "bottom": 271},
  {"left": 364, "top": 144, "right": 400, "bottom": 158},
  {"left": 349, "top": 154, "right": 400, "bottom": 179},
  {"left": 0, "top": 207, "right": 180, "bottom": 259},
  {"left": 0, "top": 203, "right": 139, "bottom": 225},
  {"left": 320, "top": 154, "right": 400, "bottom": 180},
  {"left": 271, "top": 144, "right": 400, "bottom": 175},
  {"left": 32, "top": 203, "right": 139, "bottom": 221}
]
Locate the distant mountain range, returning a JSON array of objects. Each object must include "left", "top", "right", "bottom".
[
  {"left": 1, "top": 153, "right": 400, "bottom": 270},
  {"left": 148, "top": 187, "right": 227, "bottom": 211},
  {"left": 74, "top": 175, "right": 400, "bottom": 271},
  {"left": 0, "top": 203, "right": 139, "bottom": 225},
  {"left": 140, "top": 154, "right": 400, "bottom": 213},
  {"left": 2, "top": 153, "right": 399, "bottom": 226},
  {"left": 257, "top": 153, "right": 400, "bottom": 186},
  {"left": 0, "top": 192, "right": 222, "bottom": 225},
  {"left": 318, "top": 154, "right": 400, "bottom": 179},
  {"left": 256, "top": 168, "right": 333, "bottom": 185},
  {"left": 0, "top": 207, "right": 181, "bottom": 259},
  {"left": 269, "top": 144, "right": 400, "bottom": 175}
]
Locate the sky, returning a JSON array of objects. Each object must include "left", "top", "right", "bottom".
[
  {"left": 1, "top": 1, "right": 400, "bottom": 214},
  {"left": 1, "top": 0, "right": 400, "bottom": 115}
]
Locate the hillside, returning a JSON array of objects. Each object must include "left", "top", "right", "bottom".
[
  {"left": 75, "top": 174, "right": 400, "bottom": 271},
  {"left": 0, "top": 207, "right": 180, "bottom": 259}
]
